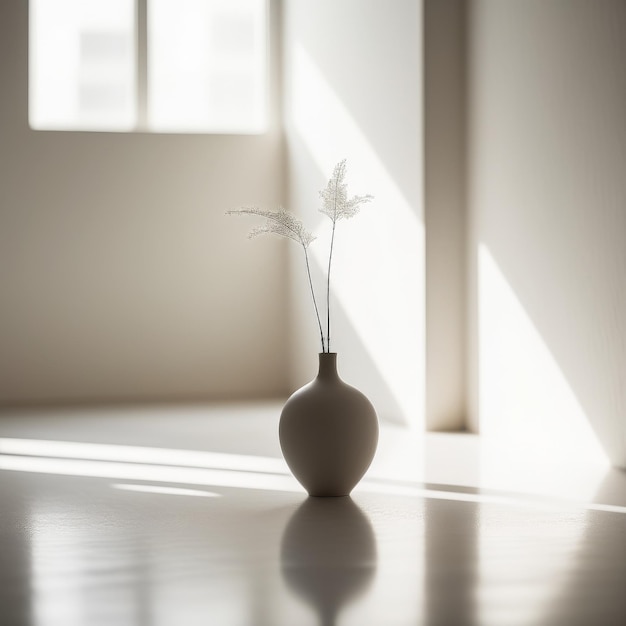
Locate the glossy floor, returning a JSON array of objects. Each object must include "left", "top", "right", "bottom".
[{"left": 0, "top": 403, "right": 625, "bottom": 626}]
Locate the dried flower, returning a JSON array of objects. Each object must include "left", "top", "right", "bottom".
[
  {"left": 227, "top": 160, "right": 373, "bottom": 353},
  {"left": 226, "top": 207, "right": 316, "bottom": 248},
  {"left": 318, "top": 160, "right": 373, "bottom": 351},
  {"left": 319, "top": 159, "right": 374, "bottom": 224}
]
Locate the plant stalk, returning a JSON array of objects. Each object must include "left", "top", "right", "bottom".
[
  {"left": 303, "top": 247, "right": 326, "bottom": 352},
  {"left": 326, "top": 220, "right": 337, "bottom": 352}
]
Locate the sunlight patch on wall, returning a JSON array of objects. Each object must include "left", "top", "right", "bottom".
[
  {"left": 289, "top": 43, "right": 424, "bottom": 429},
  {"left": 478, "top": 244, "right": 608, "bottom": 500}
]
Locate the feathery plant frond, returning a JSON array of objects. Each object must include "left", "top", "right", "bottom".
[
  {"left": 226, "top": 207, "right": 316, "bottom": 248},
  {"left": 226, "top": 161, "right": 373, "bottom": 354},
  {"left": 318, "top": 159, "right": 374, "bottom": 224},
  {"left": 226, "top": 205, "right": 325, "bottom": 351},
  {"left": 319, "top": 159, "right": 374, "bottom": 352}
]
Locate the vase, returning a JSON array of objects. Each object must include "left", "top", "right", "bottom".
[{"left": 279, "top": 353, "right": 379, "bottom": 497}]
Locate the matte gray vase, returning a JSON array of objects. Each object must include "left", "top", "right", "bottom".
[{"left": 279, "top": 353, "right": 379, "bottom": 497}]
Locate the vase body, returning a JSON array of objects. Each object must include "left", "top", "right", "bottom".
[{"left": 279, "top": 353, "right": 379, "bottom": 497}]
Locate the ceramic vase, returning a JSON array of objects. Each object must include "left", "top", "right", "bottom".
[{"left": 279, "top": 353, "right": 379, "bottom": 497}]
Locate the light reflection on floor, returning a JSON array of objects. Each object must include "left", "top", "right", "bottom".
[
  {"left": 0, "top": 403, "right": 625, "bottom": 626},
  {"left": 1, "top": 434, "right": 622, "bottom": 513},
  {"left": 111, "top": 483, "right": 221, "bottom": 498}
]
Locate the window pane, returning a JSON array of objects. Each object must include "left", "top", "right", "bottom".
[
  {"left": 148, "top": 0, "right": 267, "bottom": 133},
  {"left": 29, "top": 0, "right": 136, "bottom": 131}
]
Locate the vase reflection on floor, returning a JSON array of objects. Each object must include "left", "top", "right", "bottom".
[{"left": 280, "top": 497, "right": 377, "bottom": 626}]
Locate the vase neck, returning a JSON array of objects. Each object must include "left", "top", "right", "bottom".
[{"left": 317, "top": 353, "right": 338, "bottom": 380}]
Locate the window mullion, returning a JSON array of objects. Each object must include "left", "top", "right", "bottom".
[{"left": 136, "top": 0, "right": 148, "bottom": 129}]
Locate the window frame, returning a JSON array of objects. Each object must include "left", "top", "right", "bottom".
[{"left": 28, "top": 0, "right": 269, "bottom": 135}]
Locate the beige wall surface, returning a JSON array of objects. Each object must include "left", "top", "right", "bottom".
[
  {"left": 282, "top": 0, "right": 424, "bottom": 426},
  {"left": 0, "top": 1, "right": 289, "bottom": 404},
  {"left": 467, "top": 0, "right": 626, "bottom": 467},
  {"left": 424, "top": 0, "right": 467, "bottom": 431},
  {"left": 4, "top": 0, "right": 623, "bottom": 471}
]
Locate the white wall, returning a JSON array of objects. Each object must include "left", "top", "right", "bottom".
[
  {"left": 282, "top": 0, "right": 424, "bottom": 426},
  {"left": 0, "top": 0, "right": 289, "bottom": 404},
  {"left": 467, "top": 0, "right": 626, "bottom": 468}
]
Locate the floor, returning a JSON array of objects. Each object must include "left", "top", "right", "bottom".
[{"left": 0, "top": 402, "right": 625, "bottom": 626}]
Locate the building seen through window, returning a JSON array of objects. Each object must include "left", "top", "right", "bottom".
[{"left": 29, "top": 0, "right": 267, "bottom": 133}]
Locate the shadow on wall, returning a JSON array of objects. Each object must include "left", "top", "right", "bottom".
[
  {"left": 284, "top": 1, "right": 424, "bottom": 428},
  {"left": 468, "top": 0, "right": 626, "bottom": 468},
  {"left": 286, "top": 0, "right": 423, "bottom": 215}
]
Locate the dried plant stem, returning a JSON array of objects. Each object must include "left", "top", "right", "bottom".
[
  {"left": 303, "top": 247, "right": 326, "bottom": 353},
  {"left": 326, "top": 220, "right": 337, "bottom": 353},
  {"left": 229, "top": 160, "right": 372, "bottom": 353}
]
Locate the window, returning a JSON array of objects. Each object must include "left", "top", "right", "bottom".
[{"left": 29, "top": 0, "right": 267, "bottom": 133}]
